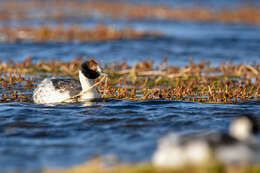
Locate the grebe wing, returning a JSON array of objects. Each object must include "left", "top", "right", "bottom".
[{"left": 51, "top": 79, "right": 82, "bottom": 96}]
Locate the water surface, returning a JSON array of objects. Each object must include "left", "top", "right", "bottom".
[
  {"left": 0, "top": 0, "right": 260, "bottom": 172},
  {"left": 0, "top": 100, "right": 259, "bottom": 172}
]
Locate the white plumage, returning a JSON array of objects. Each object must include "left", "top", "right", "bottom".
[
  {"left": 152, "top": 115, "right": 260, "bottom": 167},
  {"left": 33, "top": 78, "right": 72, "bottom": 104}
]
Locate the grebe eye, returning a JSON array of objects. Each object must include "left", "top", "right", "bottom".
[{"left": 92, "top": 67, "right": 97, "bottom": 71}]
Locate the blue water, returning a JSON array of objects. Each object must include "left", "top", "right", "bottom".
[
  {"left": 0, "top": 0, "right": 260, "bottom": 172},
  {"left": 1, "top": 21, "right": 260, "bottom": 66},
  {"left": 1, "top": 100, "right": 259, "bottom": 172}
]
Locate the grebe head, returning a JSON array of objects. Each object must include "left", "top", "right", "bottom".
[
  {"left": 80, "top": 58, "right": 106, "bottom": 79},
  {"left": 229, "top": 115, "right": 259, "bottom": 141}
]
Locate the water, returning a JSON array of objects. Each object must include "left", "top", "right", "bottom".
[
  {"left": 0, "top": 0, "right": 260, "bottom": 172},
  {"left": 1, "top": 21, "right": 260, "bottom": 66},
  {"left": 0, "top": 100, "right": 259, "bottom": 171}
]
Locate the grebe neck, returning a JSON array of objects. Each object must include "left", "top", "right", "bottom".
[{"left": 79, "top": 70, "right": 95, "bottom": 91}]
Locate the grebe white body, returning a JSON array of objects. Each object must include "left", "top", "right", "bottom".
[
  {"left": 33, "top": 59, "right": 104, "bottom": 104},
  {"left": 152, "top": 115, "right": 260, "bottom": 167}
]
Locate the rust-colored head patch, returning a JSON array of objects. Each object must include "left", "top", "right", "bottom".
[
  {"left": 80, "top": 58, "right": 100, "bottom": 79},
  {"left": 86, "top": 58, "right": 98, "bottom": 71}
]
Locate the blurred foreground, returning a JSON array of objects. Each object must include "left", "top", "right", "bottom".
[
  {"left": 0, "top": 1, "right": 260, "bottom": 24},
  {"left": 44, "top": 159, "right": 260, "bottom": 173}
]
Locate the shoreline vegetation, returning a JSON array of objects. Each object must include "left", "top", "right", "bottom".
[
  {"left": 1, "top": 57, "right": 260, "bottom": 104},
  {"left": 43, "top": 159, "right": 260, "bottom": 173},
  {"left": 0, "top": 24, "right": 160, "bottom": 42},
  {"left": 0, "top": 1, "right": 260, "bottom": 24}
]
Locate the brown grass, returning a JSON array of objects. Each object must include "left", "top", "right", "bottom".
[
  {"left": 0, "top": 1, "right": 260, "bottom": 24},
  {"left": 1, "top": 57, "right": 260, "bottom": 103},
  {"left": 0, "top": 24, "right": 160, "bottom": 42},
  {"left": 43, "top": 158, "right": 260, "bottom": 173}
]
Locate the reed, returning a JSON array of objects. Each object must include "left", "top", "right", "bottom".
[
  {"left": 43, "top": 158, "right": 260, "bottom": 173},
  {"left": 0, "top": 24, "right": 160, "bottom": 43},
  {"left": 1, "top": 57, "right": 260, "bottom": 103},
  {"left": 0, "top": 1, "right": 260, "bottom": 24}
]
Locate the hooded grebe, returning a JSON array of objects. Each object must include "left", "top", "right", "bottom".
[
  {"left": 152, "top": 115, "right": 260, "bottom": 167},
  {"left": 33, "top": 59, "right": 106, "bottom": 104}
]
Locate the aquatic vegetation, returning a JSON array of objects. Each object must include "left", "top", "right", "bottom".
[
  {"left": 0, "top": 24, "right": 160, "bottom": 43},
  {"left": 1, "top": 57, "right": 260, "bottom": 104},
  {"left": 44, "top": 158, "right": 260, "bottom": 173},
  {"left": 0, "top": 1, "right": 260, "bottom": 24}
]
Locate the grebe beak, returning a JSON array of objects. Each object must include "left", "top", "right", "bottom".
[
  {"left": 97, "top": 66, "right": 108, "bottom": 76},
  {"left": 100, "top": 72, "right": 108, "bottom": 76}
]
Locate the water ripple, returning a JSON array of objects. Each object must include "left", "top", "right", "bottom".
[{"left": 0, "top": 99, "right": 259, "bottom": 171}]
